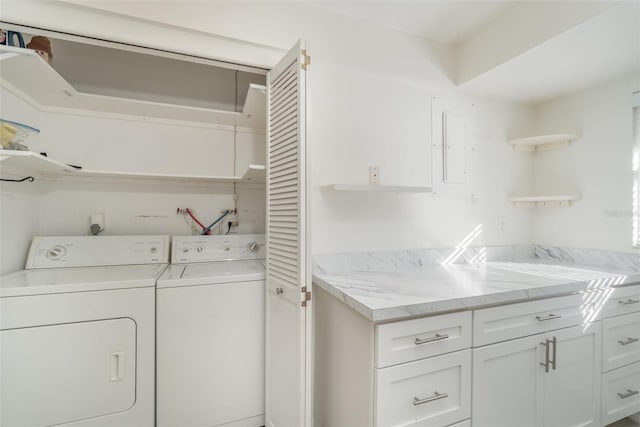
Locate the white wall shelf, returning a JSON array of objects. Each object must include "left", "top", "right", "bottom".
[
  {"left": 509, "top": 195, "right": 580, "bottom": 207},
  {"left": 0, "top": 150, "right": 265, "bottom": 184},
  {"left": 0, "top": 46, "right": 266, "bottom": 130},
  {"left": 508, "top": 134, "right": 577, "bottom": 152},
  {"left": 321, "top": 184, "right": 432, "bottom": 193}
]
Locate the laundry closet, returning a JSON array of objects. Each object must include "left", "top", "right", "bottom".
[
  {"left": 0, "top": 25, "right": 278, "bottom": 427},
  {"left": 0, "top": 29, "right": 269, "bottom": 272}
]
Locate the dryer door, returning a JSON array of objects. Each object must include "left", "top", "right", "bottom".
[{"left": 1, "top": 318, "right": 136, "bottom": 426}]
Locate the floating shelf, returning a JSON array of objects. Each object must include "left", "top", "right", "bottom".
[
  {"left": 321, "top": 184, "right": 433, "bottom": 193},
  {"left": 509, "top": 195, "right": 580, "bottom": 207},
  {"left": 0, "top": 150, "right": 265, "bottom": 184},
  {"left": 0, "top": 46, "right": 266, "bottom": 129},
  {"left": 508, "top": 134, "right": 578, "bottom": 152}
]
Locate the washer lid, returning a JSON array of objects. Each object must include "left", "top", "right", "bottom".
[
  {"left": 0, "top": 264, "right": 167, "bottom": 297},
  {"left": 157, "top": 260, "right": 265, "bottom": 288}
]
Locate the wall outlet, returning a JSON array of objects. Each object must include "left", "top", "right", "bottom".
[
  {"left": 497, "top": 216, "right": 507, "bottom": 235},
  {"left": 219, "top": 209, "right": 238, "bottom": 234},
  {"left": 369, "top": 166, "right": 380, "bottom": 185}
]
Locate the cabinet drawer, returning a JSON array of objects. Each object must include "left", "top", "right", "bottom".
[
  {"left": 473, "top": 293, "right": 595, "bottom": 346},
  {"left": 603, "top": 311, "right": 640, "bottom": 372},
  {"left": 375, "top": 349, "right": 471, "bottom": 427},
  {"left": 602, "top": 285, "right": 640, "bottom": 318},
  {"left": 376, "top": 311, "right": 471, "bottom": 368},
  {"left": 601, "top": 361, "right": 640, "bottom": 425},
  {"left": 447, "top": 420, "right": 470, "bottom": 427}
]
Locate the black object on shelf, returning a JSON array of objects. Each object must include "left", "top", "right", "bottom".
[{"left": 0, "top": 176, "right": 34, "bottom": 183}]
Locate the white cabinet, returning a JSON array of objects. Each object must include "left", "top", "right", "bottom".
[
  {"left": 313, "top": 286, "right": 472, "bottom": 427},
  {"left": 602, "top": 312, "right": 640, "bottom": 372},
  {"left": 376, "top": 350, "right": 471, "bottom": 427},
  {"left": 473, "top": 323, "right": 601, "bottom": 427},
  {"left": 473, "top": 333, "right": 541, "bottom": 426},
  {"left": 600, "top": 284, "right": 640, "bottom": 425},
  {"left": 602, "top": 362, "right": 640, "bottom": 425}
]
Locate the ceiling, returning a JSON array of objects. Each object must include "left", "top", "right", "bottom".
[
  {"left": 459, "top": 1, "right": 640, "bottom": 103},
  {"left": 41, "top": 0, "right": 640, "bottom": 105},
  {"left": 306, "top": 0, "right": 639, "bottom": 104},
  {"left": 306, "top": 0, "right": 514, "bottom": 44}
]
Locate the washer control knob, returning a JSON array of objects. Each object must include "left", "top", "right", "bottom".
[
  {"left": 196, "top": 246, "right": 204, "bottom": 253},
  {"left": 46, "top": 245, "right": 66, "bottom": 260},
  {"left": 223, "top": 244, "right": 231, "bottom": 251},
  {"left": 150, "top": 246, "right": 158, "bottom": 254},
  {"left": 248, "top": 242, "right": 260, "bottom": 253}
]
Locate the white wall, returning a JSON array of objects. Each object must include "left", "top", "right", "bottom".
[
  {"left": 37, "top": 180, "right": 265, "bottom": 237},
  {"left": 1, "top": 0, "right": 538, "bottom": 262},
  {"left": 33, "top": 111, "right": 267, "bottom": 238},
  {"left": 532, "top": 73, "right": 640, "bottom": 252},
  {"left": 309, "top": 61, "right": 536, "bottom": 254}
]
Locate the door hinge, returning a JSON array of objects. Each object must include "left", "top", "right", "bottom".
[
  {"left": 301, "top": 49, "right": 311, "bottom": 71},
  {"left": 301, "top": 286, "right": 312, "bottom": 307}
]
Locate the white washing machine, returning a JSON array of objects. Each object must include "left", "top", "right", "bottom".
[
  {"left": 0, "top": 235, "right": 169, "bottom": 427},
  {"left": 156, "top": 234, "right": 266, "bottom": 427}
]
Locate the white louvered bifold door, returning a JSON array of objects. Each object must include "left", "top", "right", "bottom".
[{"left": 265, "top": 40, "right": 312, "bottom": 427}]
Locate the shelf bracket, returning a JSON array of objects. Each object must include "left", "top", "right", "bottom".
[{"left": 0, "top": 175, "right": 35, "bottom": 183}]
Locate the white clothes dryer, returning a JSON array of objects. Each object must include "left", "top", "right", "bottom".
[
  {"left": 156, "top": 234, "right": 266, "bottom": 427},
  {"left": 0, "top": 235, "right": 169, "bottom": 427}
]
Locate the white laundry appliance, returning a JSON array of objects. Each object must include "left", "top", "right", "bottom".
[
  {"left": 0, "top": 235, "right": 169, "bottom": 427},
  {"left": 156, "top": 234, "right": 266, "bottom": 427}
]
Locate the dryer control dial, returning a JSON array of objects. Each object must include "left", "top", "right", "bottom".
[
  {"left": 247, "top": 242, "right": 260, "bottom": 253},
  {"left": 46, "top": 245, "right": 67, "bottom": 261}
]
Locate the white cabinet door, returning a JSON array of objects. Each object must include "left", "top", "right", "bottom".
[
  {"left": 541, "top": 323, "right": 601, "bottom": 427},
  {"left": 472, "top": 334, "right": 543, "bottom": 427},
  {"left": 473, "top": 323, "right": 601, "bottom": 427},
  {"left": 375, "top": 350, "right": 471, "bottom": 427},
  {"left": 265, "top": 40, "right": 312, "bottom": 427}
]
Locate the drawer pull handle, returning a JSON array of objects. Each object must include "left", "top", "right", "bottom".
[
  {"left": 618, "top": 299, "right": 640, "bottom": 305},
  {"left": 536, "top": 313, "right": 562, "bottom": 322},
  {"left": 618, "top": 389, "right": 639, "bottom": 399},
  {"left": 618, "top": 337, "right": 640, "bottom": 346},
  {"left": 414, "top": 334, "right": 449, "bottom": 345},
  {"left": 413, "top": 392, "right": 448, "bottom": 405}
]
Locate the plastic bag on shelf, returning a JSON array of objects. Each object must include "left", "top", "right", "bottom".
[{"left": 0, "top": 119, "right": 40, "bottom": 151}]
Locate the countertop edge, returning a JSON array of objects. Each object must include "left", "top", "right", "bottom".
[{"left": 313, "top": 272, "right": 640, "bottom": 323}]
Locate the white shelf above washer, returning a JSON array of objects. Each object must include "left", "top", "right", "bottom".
[
  {"left": 508, "top": 134, "right": 578, "bottom": 152},
  {"left": 509, "top": 195, "right": 580, "bottom": 207},
  {"left": 321, "top": 184, "right": 433, "bottom": 193},
  {"left": 0, "top": 150, "right": 265, "bottom": 184},
  {"left": 0, "top": 46, "right": 266, "bottom": 129}
]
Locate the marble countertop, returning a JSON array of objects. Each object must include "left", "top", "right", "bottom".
[{"left": 313, "top": 259, "right": 640, "bottom": 322}]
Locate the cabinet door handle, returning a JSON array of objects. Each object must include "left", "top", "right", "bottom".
[
  {"left": 413, "top": 392, "right": 448, "bottom": 405},
  {"left": 618, "top": 299, "right": 640, "bottom": 305},
  {"left": 618, "top": 337, "right": 639, "bottom": 346},
  {"left": 618, "top": 389, "right": 639, "bottom": 399},
  {"left": 540, "top": 339, "right": 551, "bottom": 373},
  {"left": 550, "top": 336, "right": 557, "bottom": 370},
  {"left": 414, "top": 333, "right": 449, "bottom": 345},
  {"left": 536, "top": 313, "right": 562, "bottom": 322}
]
